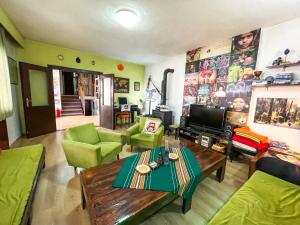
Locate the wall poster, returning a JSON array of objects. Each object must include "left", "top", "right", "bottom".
[
  {"left": 114, "top": 77, "right": 130, "bottom": 93},
  {"left": 182, "top": 29, "right": 261, "bottom": 126},
  {"left": 254, "top": 98, "right": 300, "bottom": 130}
]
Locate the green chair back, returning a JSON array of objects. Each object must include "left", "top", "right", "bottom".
[{"left": 66, "top": 123, "right": 100, "bottom": 144}]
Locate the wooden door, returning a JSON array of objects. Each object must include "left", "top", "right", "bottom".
[
  {"left": 20, "top": 62, "right": 56, "bottom": 137},
  {"left": 99, "top": 74, "right": 114, "bottom": 129},
  {"left": 0, "top": 120, "right": 9, "bottom": 149}
]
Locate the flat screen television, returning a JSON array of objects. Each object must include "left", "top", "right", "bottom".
[{"left": 189, "top": 104, "right": 227, "bottom": 132}]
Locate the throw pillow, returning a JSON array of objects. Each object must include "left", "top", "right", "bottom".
[{"left": 142, "top": 118, "right": 161, "bottom": 135}]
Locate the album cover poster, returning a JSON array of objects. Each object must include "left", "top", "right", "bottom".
[
  {"left": 227, "top": 29, "right": 261, "bottom": 82},
  {"left": 183, "top": 48, "right": 201, "bottom": 115},
  {"left": 226, "top": 111, "right": 248, "bottom": 126},
  {"left": 226, "top": 96, "right": 251, "bottom": 112},
  {"left": 183, "top": 72, "right": 198, "bottom": 107},
  {"left": 197, "top": 83, "right": 213, "bottom": 105},
  {"left": 186, "top": 47, "right": 201, "bottom": 63},
  {"left": 226, "top": 81, "right": 252, "bottom": 98},
  {"left": 215, "top": 53, "right": 230, "bottom": 83},
  {"left": 226, "top": 81, "right": 252, "bottom": 112},
  {"left": 198, "top": 58, "right": 217, "bottom": 85},
  {"left": 185, "top": 62, "right": 196, "bottom": 74},
  {"left": 197, "top": 56, "right": 220, "bottom": 105},
  {"left": 213, "top": 82, "right": 227, "bottom": 98}
]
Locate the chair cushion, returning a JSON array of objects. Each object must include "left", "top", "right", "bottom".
[
  {"left": 67, "top": 123, "right": 100, "bottom": 145},
  {"left": 95, "top": 142, "right": 121, "bottom": 158},
  {"left": 131, "top": 133, "right": 155, "bottom": 147},
  {"left": 0, "top": 144, "right": 43, "bottom": 225}
]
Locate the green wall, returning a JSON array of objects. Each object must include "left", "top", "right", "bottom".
[
  {"left": 16, "top": 40, "right": 145, "bottom": 104},
  {"left": 0, "top": 7, "right": 24, "bottom": 47},
  {"left": 15, "top": 40, "right": 144, "bottom": 134}
]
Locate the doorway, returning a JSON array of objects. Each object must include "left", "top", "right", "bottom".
[
  {"left": 20, "top": 63, "right": 115, "bottom": 137},
  {"left": 51, "top": 67, "right": 102, "bottom": 130},
  {"left": 62, "top": 71, "right": 78, "bottom": 95}
]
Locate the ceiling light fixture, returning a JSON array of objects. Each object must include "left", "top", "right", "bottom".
[{"left": 115, "top": 9, "right": 139, "bottom": 28}]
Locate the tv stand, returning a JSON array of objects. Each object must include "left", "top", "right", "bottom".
[
  {"left": 179, "top": 127, "right": 232, "bottom": 154},
  {"left": 178, "top": 127, "right": 195, "bottom": 140}
]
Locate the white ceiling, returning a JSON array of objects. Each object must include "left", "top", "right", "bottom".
[{"left": 2, "top": 0, "right": 300, "bottom": 64}]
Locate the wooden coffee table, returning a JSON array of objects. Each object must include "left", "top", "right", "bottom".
[{"left": 80, "top": 139, "right": 226, "bottom": 225}]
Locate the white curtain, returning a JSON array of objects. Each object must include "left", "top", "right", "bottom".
[{"left": 0, "top": 27, "right": 13, "bottom": 121}]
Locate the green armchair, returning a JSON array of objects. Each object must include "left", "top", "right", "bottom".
[
  {"left": 62, "top": 123, "right": 123, "bottom": 169},
  {"left": 126, "top": 117, "right": 164, "bottom": 150}
]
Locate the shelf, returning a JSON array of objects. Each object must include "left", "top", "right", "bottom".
[
  {"left": 266, "top": 61, "right": 300, "bottom": 69},
  {"left": 252, "top": 83, "right": 300, "bottom": 88}
]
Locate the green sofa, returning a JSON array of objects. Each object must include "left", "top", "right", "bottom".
[
  {"left": 62, "top": 123, "right": 123, "bottom": 169},
  {"left": 126, "top": 117, "right": 164, "bottom": 150},
  {"left": 208, "top": 170, "right": 300, "bottom": 225},
  {"left": 0, "top": 144, "right": 45, "bottom": 225}
]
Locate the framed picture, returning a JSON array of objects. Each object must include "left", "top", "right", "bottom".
[
  {"left": 8, "top": 57, "right": 18, "bottom": 85},
  {"left": 114, "top": 77, "right": 129, "bottom": 93},
  {"left": 134, "top": 82, "right": 140, "bottom": 91}
]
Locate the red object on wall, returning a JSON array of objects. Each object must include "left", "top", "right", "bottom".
[
  {"left": 117, "top": 64, "right": 124, "bottom": 71},
  {"left": 56, "top": 109, "right": 61, "bottom": 117}
]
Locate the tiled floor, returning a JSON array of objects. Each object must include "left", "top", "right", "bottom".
[{"left": 55, "top": 115, "right": 100, "bottom": 130}]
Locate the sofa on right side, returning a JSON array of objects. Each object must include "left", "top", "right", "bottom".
[{"left": 208, "top": 157, "right": 300, "bottom": 225}]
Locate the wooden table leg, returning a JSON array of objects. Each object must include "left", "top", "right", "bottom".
[
  {"left": 175, "top": 128, "right": 179, "bottom": 140},
  {"left": 182, "top": 198, "right": 192, "bottom": 214},
  {"left": 216, "top": 161, "right": 226, "bottom": 183},
  {"left": 81, "top": 186, "right": 86, "bottom": 210}
]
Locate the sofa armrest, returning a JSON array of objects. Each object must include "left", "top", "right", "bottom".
[
  {"left": 154, "top": 125, "right": 164, "bottom": 136},
  {"left": 127, "top": 123, "right": 140, "bottom": 136},
  {"left": 98, "top": 130, "right": 123, "bottom": 143},
  {"left": 154, "top": 125, "right": 164, "bottom": 146},
  {"left": 62, "top": 140, "right": 101, "bottom": 168},
  {"left": 256, "top": 157, "right": 300, "bottom": 186}
]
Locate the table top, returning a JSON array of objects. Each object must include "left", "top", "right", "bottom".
[
  {"left": 251, "top": 149, "right": 300, "bottom": 165},
  {"left": 80, "top": 139, "right": 226, "bottom": 225}
]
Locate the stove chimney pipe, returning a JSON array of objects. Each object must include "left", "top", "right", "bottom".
[{"left": 161, "top": 68, "right": 174, "bottom": 105}]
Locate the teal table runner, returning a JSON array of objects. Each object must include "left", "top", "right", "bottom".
[{"left": 113, "top": 147, "right": 202, "bottom": 200}]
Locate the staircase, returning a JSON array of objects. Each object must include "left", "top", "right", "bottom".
[{"left": 61, "top": 95, "right": 84, "bottom": 116}]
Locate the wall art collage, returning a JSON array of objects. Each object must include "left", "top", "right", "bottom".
[
  {"left": 182, "top": 29, "right": 261, "bottom": 125},
  {"left": 254, "top": 98, "right": 300, "bottom": 130}
]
